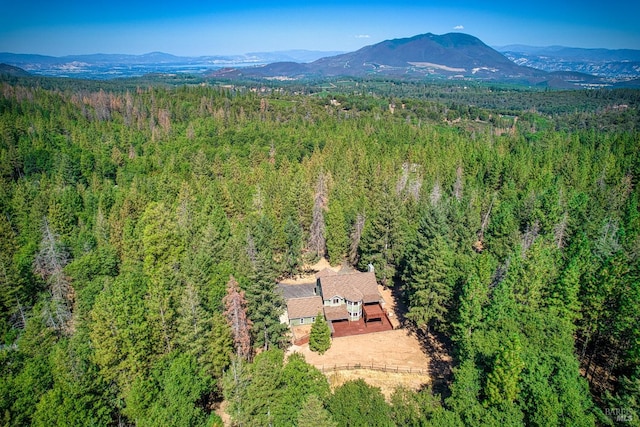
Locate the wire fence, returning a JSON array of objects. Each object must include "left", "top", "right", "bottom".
[{"left": 315, "top": 363, "right": 429, "bottom": 375}]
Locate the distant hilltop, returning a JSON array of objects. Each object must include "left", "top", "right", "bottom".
[{"left": 0, "top": 63, "right": 30, "bottom": 77}]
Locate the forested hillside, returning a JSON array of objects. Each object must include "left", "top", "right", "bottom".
[{"left": 0, "top": 76, "right": 638, "bottom": 426}]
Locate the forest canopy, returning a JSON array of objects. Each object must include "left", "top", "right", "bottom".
[{"left": 0, "top": 75, "right": 638, "bottom": 426}]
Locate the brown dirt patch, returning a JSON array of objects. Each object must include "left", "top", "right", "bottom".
[
  {"left": 279, "top": 258, "right": 338, "bottom": 285},
  {"left": 290, "top": 329, "right": 430, "bottom": 369}
]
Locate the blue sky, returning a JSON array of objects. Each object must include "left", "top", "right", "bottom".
[{"left": 1, "top": 0, "right": 639, "bottom": 56}]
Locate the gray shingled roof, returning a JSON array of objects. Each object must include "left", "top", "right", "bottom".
[{"left": 278, "top": 282, "right": 316, "bottom": 300}]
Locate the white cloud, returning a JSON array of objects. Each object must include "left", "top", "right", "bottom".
[
  {"left": 355, "top": 34, "right": 370, "bottom": 39},
  {"left": 453, "top": 25, "right": 464, "bottom": 30}
]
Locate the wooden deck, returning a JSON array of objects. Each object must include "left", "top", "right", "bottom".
[{"left": 331, "top": 313, "right": 393, "bottom": 338}]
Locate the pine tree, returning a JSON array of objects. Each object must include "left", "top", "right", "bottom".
[
  {"left": 140, "top": 202, "right": 184, "bottom": 281},
  {"left": 325, "top": 200, "right": 349, "bottom": 265},
  {"left": 454, "top": 273, "right": 487, "bottom": 355},
  {"left": 90, "top": 270, "right": 153, "bottom": 393},
  {"left": 275, "top": 352, "right": 331, "bottom": 425},
  {"left": 0, "top": 213, "right": 26, "bottom": 328},
  {"left": 404, "top": 208, "right": 454, "bottom": 333},
  {"left": 309, "top": 312, "right": 331, "bottom": 355},
  {"left": 358, "top": 193, "right": 404, "bottom": 287},
  {"left": 485, "top": 334, "right": 525, "bottom": 406},
  {"left": 145, "top": 276, "right": 176, "bottom": 355},
  {"left": 549, "top": 235, "right": 588, "bottom": 323},
  {"left": 328, "top": 379, "right": 393, "bottom": 427},
  {"left": 239, "top": 349, "right": 285, "bottom": 426},
  {"left": 283, "top": 215, "right": 303, "bottom": 277},
  {"left": 140, "top": 202, "right": 183, "bottom": 354},
  {"left": 208, "top": 312, "right": 234, "bottom": 379},
  {"left": 124, "top": 352, "right": 212, "bottom": 427},
  {"left": 175, "top": 282, "right": 211, "bottom": 369},
  {"left": 245, "top": 252, "right": 289, "bottom": 351},
  {"left": 297, "top": 394, "right": 337, "bottom": 427},
  {"left": 222, "top": 275, "right": 252, "bottom": 360}
]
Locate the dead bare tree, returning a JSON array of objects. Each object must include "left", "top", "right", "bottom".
[
  {"left": 246, "top": 232, "right": 258, "bottom": 270},
  {"left": 309, "top": 172, "right": 329, "bottom": 258},
  {"left": 521, "top": 220, "right": 540, "bottom": 258},
  {"left": 474, "top": 196, "right": 494, "bottom": 253},
  {"left": 223, "top": 276, "right": 253, "bottom": 361},
  {"left": 453, "top": 165, "right": 464, "bottom": 202},
  {"left": 429, "top": 180, "right": 442, "bottom": 206},
  {"left": 33, "top": 218, "right": 73, "bottom": 333},
  {"left": 10, "top": 297, "right": 28, "bottom": 330},
  {"left": 396, "top": 162, "right": 422, "bottom": 201},
  {"left": 553, "top": 212, "right": 569, "bottom": 249},
  {"left": 396, "top": 163, "right": 410, "bottom": 194}
]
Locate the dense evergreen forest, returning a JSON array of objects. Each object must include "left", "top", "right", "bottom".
[{"left": 0, "top": 74, "right": 638, "bottom": 426}]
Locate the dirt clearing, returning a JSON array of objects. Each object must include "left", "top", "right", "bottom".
[
  {"left": 289, "top": 329, "right": 430, "bottom": 369},
  {"left": 287, "top": 328, "right": 431, "bottom": 397}
]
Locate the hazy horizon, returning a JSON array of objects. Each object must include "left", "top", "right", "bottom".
[{"left": 2, "top": 1, "right": 639, "bottom": 57}]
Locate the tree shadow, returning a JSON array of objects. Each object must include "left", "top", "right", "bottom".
[
  {"left": 388, "top": 284, "right": 409, "bottom": 326},
  {"left": 387, "top": 281, "right": 454, "bottom": 399},
  {"left": 415, "top": 327, "right": 454, "bottom": 400}
]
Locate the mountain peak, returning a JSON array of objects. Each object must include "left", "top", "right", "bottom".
[{"left": 216, "top": 32, "right": 543, "bottom": 80}]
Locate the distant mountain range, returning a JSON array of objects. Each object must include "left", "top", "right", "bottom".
[
  {"left": 496, "top": 45, "right": 640, "bottom": 80},
  {"left": 1, "top": 32, "right": 639, "bottom": 87},
  {"left": 0, "top": 50, "right": 343, "bottom": 79}
]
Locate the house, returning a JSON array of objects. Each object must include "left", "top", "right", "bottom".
[
  {"left": 278, "top": 282, "right": 321, "bottom": 326},
  {"left": 280, "top": 268, "right": 393, "bottom": 337},
  {"left": 316, "top": 270, "right": 387, "bottom": 326}
]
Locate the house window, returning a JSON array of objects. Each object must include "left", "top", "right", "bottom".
[
  {"left": 300, "top": 318, "right": 304, "bottom": 324},
  {"left": 333, "top": 297, "right": 340, "bottom": 305},
  {"left": 311, "top": 317, "right": 315, "bottom": 322}
]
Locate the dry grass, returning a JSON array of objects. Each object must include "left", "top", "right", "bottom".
[{"left": 327, "top": 369, "right": 430, "bottom": 399}]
